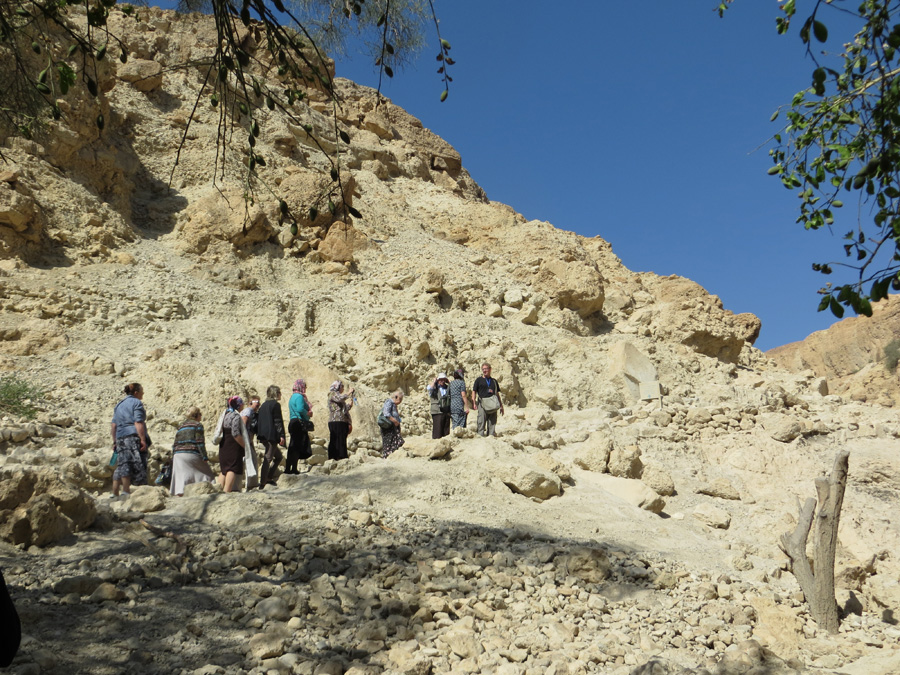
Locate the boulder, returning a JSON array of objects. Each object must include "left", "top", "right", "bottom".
[
  {"left": 598, "top": 475, "right": 666, "bottom": 513},
  {"left": 641, "top": 465, "right": 675, "bottom": 496},
  {"left": 693, "top": 503, "right": 731, "bottom": 529},
  {"left": 573, "top": 431, "right": 612, "bottom": 473},
  {"left": 128, "top": 486, "right": 168, "bottom": 513},
  {"left": 25, "top": 494, "right": 74, "bottom": 547},
  {"left": 318, "top": 220, "right": 369, "bottom": 263},
  {"left": 492, "top": 462, "right": 562, "bottom": 500},
  {"left": 759, "top": 413, "right": 802, "bottom": 443},
  {"left": 608, "top": 444, "right": 643, "bottom": 479},
  {"left": 403, "top": 437, "right": 452, "bottom": 460},
  {"left": 697, "top": 478, "right": 741, "bottom": 501}
]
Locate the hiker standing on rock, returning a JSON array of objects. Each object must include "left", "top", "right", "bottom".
[
  {"left": 111, "top": 382, "right": 149, "bottom": 495},
  {"left": 240, "top": 395, "right": 261, "bottom": 489},
  {"left": 257, "top": 385, "right": 286, "bottom": 489},
  {"left": 169, "top": 406, "right": 215, "bottom": 496},
  {"left": 286, "top": 378, "right": 312, "bottom": 474},
  {"left": 427, "top": 373, "right": 452, "bottom": 439},
  {"left": 448, "top": 368, "right": 471, "bottom": 429},
  {"left": 216, "top": 396, "right": 247, "bottom": 493},
  {"left": 327, "top": 380, "right": 354, "bottom": 460},
  {"left": 472, "top": 363, "right": 504, "bottom": 437},
  {"left": 380, "top": 389, "right": 405, "bottom": 458}
]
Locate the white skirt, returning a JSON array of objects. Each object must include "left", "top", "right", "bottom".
[{"left": 170, "top": 452, "right": 215, "bottom": 496}]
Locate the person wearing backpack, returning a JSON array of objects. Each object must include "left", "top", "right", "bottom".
[
  {"left": 427, "top": 373, "right": 452, "bottom": 439},
  {"left": 256, "top": 385, "right": 286, "bottom": 489}
]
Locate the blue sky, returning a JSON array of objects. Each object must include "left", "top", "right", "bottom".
[{"left": 332, "top": 0, "right": 868, "bottom": 350}]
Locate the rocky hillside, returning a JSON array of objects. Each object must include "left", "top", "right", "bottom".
[
  {"left": 768, "top": 295, "right": 900, "bottom": 408},
  {"left": 1, "top": 6, "right": 900, "bottom": 675}
]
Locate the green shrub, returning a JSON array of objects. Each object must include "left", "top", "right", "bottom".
[
  {"left": 0, "top": 375, "right": 44, "bottom": 419},
  {"left": 885, "top": 338, "right": 900, "bottom": 374}
]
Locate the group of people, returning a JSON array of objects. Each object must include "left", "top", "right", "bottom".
[
  {"left": 425, "top": 363, "right": 504, "bottom": 439},
  {"left": 108, "top": 363, "right": 504, "bottom": 496}
]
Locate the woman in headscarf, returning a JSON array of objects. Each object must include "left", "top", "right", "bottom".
[
  {"left": 326, "top": 380, "right": 354, "bottom": 460},
  {"left": 169, "top": 406, "right": 215, "bottom": 496},
  {"left": 215, "top": 396, "right": 246, "bottom": 493},
  {"left": 286, "top": 378, "right": 313, "bottom": 474},
  {"left": 448, "top": 368, "right": 472, "bottom": 429},
  {"left": 427, "top": 373, "right": 452, "bottom": 439},
  {"left": 380, "top": 389, "right": 405, "bottom": 458}
]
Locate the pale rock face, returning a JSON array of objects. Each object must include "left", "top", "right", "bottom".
[
  {"left": 768, "top": 294, "right": 900, "bottom": 407},
  {"left": 607, "top": 341, "right": 658, "bottom": 402},
  {"left": 643, "top": 276, "right": 761, "bottom": 362},
  {"left": 116, "top": 58, "right": 164, "bottom": 92}
]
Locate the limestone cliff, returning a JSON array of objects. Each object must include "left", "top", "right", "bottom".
[{"left": 768, "top": 295, "right": 900, "bottom": 407}]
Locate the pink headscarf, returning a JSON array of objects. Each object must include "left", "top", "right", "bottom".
[{"left": 293, "top": 378, "right": 312, "bottom": 410}]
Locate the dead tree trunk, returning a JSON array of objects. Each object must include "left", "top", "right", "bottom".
[{"left": 779, "top": 449, "right": 850, "bottom": 633}]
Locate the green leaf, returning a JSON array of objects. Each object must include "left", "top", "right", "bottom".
[
  {"left": 440, "top": 39, "right": 451, "bottom": 50},
  {"left": 440, "top": 89, "right": 448, "bottom": 102},
  {"left": 309, "top": 207, "right": 318, "bottom": 221},
  {"left": 829, "top": 297, "right": 844, "bottom": 318},
  {"left": 96, "top": 114, "right": 105, "bottom": 131},
  {"left": 813, "top": 20, "right": 828, "bottom": 42},
  {"left": 767, "top": 164, "right": 782, "bottom": 175},
  {"left": 858, "top": 297, "right": 873, "bottom": 317}
]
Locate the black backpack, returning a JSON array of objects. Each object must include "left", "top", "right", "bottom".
[{"left": 246, "top": 409, "right": 259, "bottom": 436}]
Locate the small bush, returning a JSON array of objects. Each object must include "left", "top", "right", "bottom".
[
  {"left": 0, "top": 375, "right": 44, "bottom": 419},
  {"left": 885, "top": 338, "right": 900, "bottom": 374}
]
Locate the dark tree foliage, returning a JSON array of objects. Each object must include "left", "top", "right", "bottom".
[
  {"left": 721, "top": 0, "right": 900, "bottom": 318},
  {"left": 0, "top": 0, "right": 453, "bottom": 227}
]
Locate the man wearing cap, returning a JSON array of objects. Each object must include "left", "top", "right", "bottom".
[{"left": 427, "top": 373, "right": 452, "bottom": 439}]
